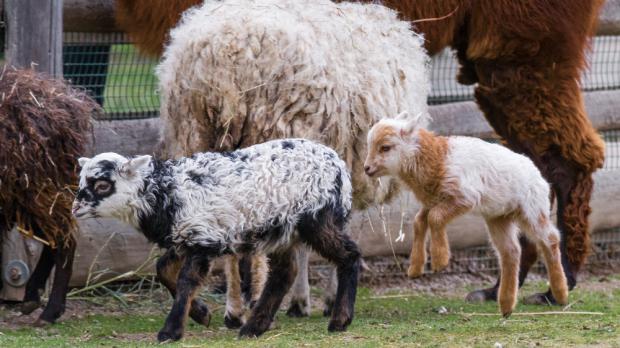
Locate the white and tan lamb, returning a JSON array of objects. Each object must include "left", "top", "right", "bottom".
[{"left": 364, "top": 113, "right": 569, "bottom": 316}]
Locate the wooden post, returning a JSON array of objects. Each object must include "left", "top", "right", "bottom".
[
  {"left": 5, "top": 0, "right": 63, "bottom": 76},
  {"left": 1, "top": 0, "right": 62, "bottom": 302}
]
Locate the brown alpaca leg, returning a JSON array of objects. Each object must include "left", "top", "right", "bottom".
[
  {"left": 408, "top": 208, "right": 429, "bottom": 278},
  {"left": 486, "top": 217, "right": 520, "bottom": 317},
  {"left": 224, "top": 255, "right": 245, "bottom": 328},
  {"left": 426, "top": 203, "right": 468, "bottom": 273}
]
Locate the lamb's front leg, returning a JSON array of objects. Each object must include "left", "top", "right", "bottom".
[
  {"left": 427, "top": 202, "right": 469, "bottom": 273},
  {"left": 158, "top": 252, "right": 211, "bottom": 342},
  {"left": 239, "top": 250, "right": 296, "bottom": 338},
  {"left": 156, "top": 248, "right": 211, "bottom": 327},
  {"left": 408, "top": 208, "right": 429, "bottom": 278}
]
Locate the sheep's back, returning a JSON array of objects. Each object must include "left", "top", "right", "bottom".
[{"left": 157, "top": 0, "right": 430, "bottom": 208}]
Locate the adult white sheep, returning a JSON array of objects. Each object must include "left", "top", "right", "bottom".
[{"left": 157, "top": 0, "right": 430, "bottom": 318}]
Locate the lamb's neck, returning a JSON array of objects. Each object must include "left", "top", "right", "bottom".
[
  {"left": 397, "top": 129, "right": 450, "bottom": 204},
  {"left": 134, "top": 159, "right": 178, "bottom": 248}
]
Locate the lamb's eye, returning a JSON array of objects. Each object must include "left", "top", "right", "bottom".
[
  {"left": 94, "top": 180, "right": 112, "bottom": 194},
  {"left": 380, "top": 145, "right": 392, "bottom": 153}
]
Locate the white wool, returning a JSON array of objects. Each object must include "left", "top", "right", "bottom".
[
  {"left": 157, "top": 0, "right": 430, "bottom": 208},
  {"left": 75, "top": 139, "right": 352, "bottom": 254},
  {"left": 445, "top": 137, "right": 552, "bottom": 228}
]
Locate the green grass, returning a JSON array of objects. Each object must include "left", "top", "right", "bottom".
[
  {"left": 102, "top": 44, "right": 159, "bottom": 115},
  {"left": 1, "top": 280, "right": 618, "bottom": 348}
]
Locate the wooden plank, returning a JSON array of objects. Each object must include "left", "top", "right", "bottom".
[
  {"left": 63, "top": 0, "right": 117, "bottom": 33},
  {"left": 5, "top": 0, "right": 62, "bottom": 75}
]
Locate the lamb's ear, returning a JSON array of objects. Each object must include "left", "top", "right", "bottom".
[
  {"left": 78, "top": 157, "right": 90, "bottom": 167},
  {"left": 395, "top": 111, "right": 409, "bottom": 120},
  {"left": 121, "top": 155, "right": 152, "bottom": 176},
  {"left": 399, "top": 112, "right": 428, "bottom": 138}
]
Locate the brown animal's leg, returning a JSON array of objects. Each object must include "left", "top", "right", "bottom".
[
  {"left": 407, "top": 208, "right": 429, "bottom": 278},
  {"left": 470, "top": 61, "right": 604, "bottom": 304},
  {"left": 287, "top": 246, "right": 312, "bottom": 317},
  {"left": 426, "top": 203, "right": 468, "bottom": 273},
  {"left": 250, "top": 253, "right": 268, "bottom": 307},
  {"left": 296, "top": 207, "right": 361, "bottom": 333},
  {"left": 486, "top": 217, "right": 520, "bottom": 317},
  {"left": 239, "top": 250, "right": 296, "bottom": 338},
  {"left": 156, "top": 248, "right": 211, "bottom": 327},
  {"left": 35, "top": 237, "right": 76, "bottom": 325},
  {"left": 465, "top": 236, "right": 538, "bottom": 303},
  {"left": 157, "top": 251, "right": 211, "bottom": 342},
  {"left": 519, "top": 219, "right": 568, "bottom": 305},
  {"left": 21, "top": 244, "right": 55, "bottom": 315},
  {"left": 224, "top": 255, "right": 244, "bottom": 328}
]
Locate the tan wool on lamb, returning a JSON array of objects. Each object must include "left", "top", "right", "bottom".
[{"left": 364, "top": 114, "right": 569, "bottom": 317}]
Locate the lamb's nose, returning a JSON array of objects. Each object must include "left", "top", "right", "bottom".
[{"left": 364, "top": 165, "right": 371, "bottom": 174}]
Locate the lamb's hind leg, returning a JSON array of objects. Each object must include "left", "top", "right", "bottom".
[
  {"left": 486, "top": 217, "right": 521, "bottom": 317},
  {"left": 297, "top": 208, "right": 361, "bottom": 332},
  {"left": 156, "top": 248, "right": 211, "bottom": 328},
  {"left": 408, "top": 208, "right": 429, "bottom": 278},
  {"left": 520, "top": 218, "right": 568, "bottom": 305}
]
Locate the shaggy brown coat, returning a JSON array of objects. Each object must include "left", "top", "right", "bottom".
[{"left": 0, "top": 67, "right": 95, "bottom": 248}]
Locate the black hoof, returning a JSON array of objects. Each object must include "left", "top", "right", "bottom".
[
  {"left": 21, "top": 301, "right": 41, "bottom": 315},
  {"left": 190, "top": 307, "right": 211, "bottom": 327},
  {"left": 327, "top": 318, "right": 351, "bottom": 332},
  {"left": 465, "top": 288, "right": 497, "bottom": 303},
  {"left": 157, "top": 329, "right": 183, "bottom": 342},
  {"left": 523, "top": 292, "right": 556, "bottom": 306},
  {"left": 224, "top": 314, "right": 243, "bottom": 329},
  {"left": 323, "top": 299, "right": 334, "bottom": 317},
  {"left": 238, "top": 322, "right": 268, "bottom": 338},
  {"left": 286, "top": 301, "right": 309, "bottom": 318}
]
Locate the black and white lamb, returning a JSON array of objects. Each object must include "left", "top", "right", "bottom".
[{"left": 72, "top": 139, "right": 361, "bottom": 342}]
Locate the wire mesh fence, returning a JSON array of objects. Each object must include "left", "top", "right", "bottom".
[
  {"left": 59, "top": 33, "right": 620, "bottom": 120},
  {"left": 63, "top": 32, "right": 159, "bottom": 120},
  {"left": 428, "top": 35, "right": 620, "bottom": 104}
]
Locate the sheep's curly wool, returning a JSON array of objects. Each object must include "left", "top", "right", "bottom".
[
  {"left": 0, "top": 66, "right": 96, "bottom": 247},
  {"left": 157, "top": 0, "right": 430, "bottom": 208},
  {"left": 76, "top": 139, "right": 352, "bottom": 254}
]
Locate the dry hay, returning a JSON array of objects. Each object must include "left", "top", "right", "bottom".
[{"left": 0, "top": 66, "right": 99, "bottom": 247}]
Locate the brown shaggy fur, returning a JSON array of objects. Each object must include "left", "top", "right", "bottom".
[
  {"left": 0, "top": 66, "right": 97, "bottom": 324},
  {"left": 115, "top": 0, "right": 201, "bottom": 57},
  {"left": 0, "top": 67, "right": 95, "bottom": 247},
  {"left": 115, "top": 0, "right": 606, "bottom": 301}
]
